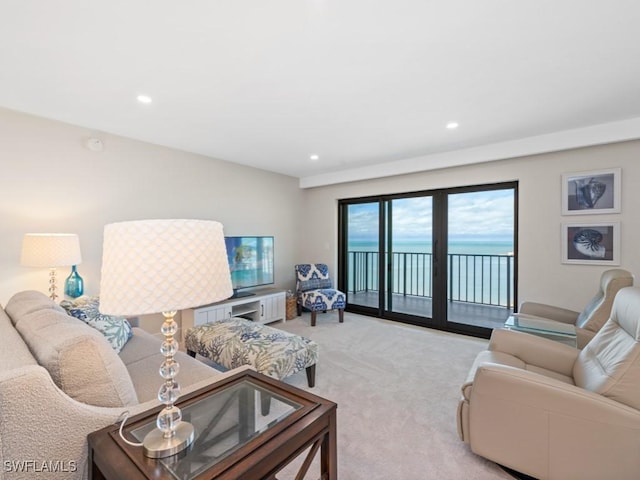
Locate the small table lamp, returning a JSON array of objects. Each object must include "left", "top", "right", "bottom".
[
  {"left": 20, "top": 233, "right": 83, "bottom": 301},
  {"left": 99, "top": 219, "right": 232, "bottom": 458}
]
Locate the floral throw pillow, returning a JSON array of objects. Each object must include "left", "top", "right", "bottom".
[{"left": 60, "top": 295, "right": 133, "bottom": 353}]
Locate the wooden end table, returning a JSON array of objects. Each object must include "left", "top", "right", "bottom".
[{"left": 88, "top": 369, "right": 337, "bottom": 480}]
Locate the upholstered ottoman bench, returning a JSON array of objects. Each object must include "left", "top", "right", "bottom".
[{"left": 185, "top": 317, "right": 318, "bottom": 388}]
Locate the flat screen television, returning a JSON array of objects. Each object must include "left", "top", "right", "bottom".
[{"left": 224, "top": 236, "right": 274, "bottom": 297}]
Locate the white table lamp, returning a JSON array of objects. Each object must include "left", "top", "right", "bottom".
[
  {"left": 20, "top": 233, "right": 82, "bottom": 301},
  {"left": 99, "top": 219, "right": 232, "bottom": 458}
]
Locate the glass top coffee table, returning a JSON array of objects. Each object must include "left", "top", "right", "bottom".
[
  {"left": 88, "top": 369, "right": 337, "bottom": 480},
  {"left": 504, "top": 314, "right": 578, "bottom": 347},
  {"left": 130, "top": 379, "right": 301, "bottom": 479}
]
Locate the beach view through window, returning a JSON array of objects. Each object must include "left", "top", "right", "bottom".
[{"left": 342, "top": 184, "right": 516, "bottom": 335}]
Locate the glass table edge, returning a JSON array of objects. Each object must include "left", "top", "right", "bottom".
[{"left": 108, "top": 371, "right": 325, "bottom": 479}]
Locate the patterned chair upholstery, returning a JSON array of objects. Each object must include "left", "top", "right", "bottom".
[{"left": 295, "top": 263, "right": 346, "bottom": 327}]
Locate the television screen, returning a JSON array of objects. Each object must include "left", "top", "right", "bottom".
[{"left": 224, "top": 236, "right": 274, "bottom": 294}]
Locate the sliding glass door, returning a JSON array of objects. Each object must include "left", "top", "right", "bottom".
[
  {"left": 342, "top": 202, "right": 381, "bottom": 314},
  {"left": 385, "top": 196, "right": 433, "bottom": 318},
  {"left": 446, "top": 188, "right": 516, "bottom": 331},
  {"left": 339, "top": 182, "right": 517, "bottom": 338}
]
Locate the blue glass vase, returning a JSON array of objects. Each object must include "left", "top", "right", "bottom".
[{"left": 64, "top": 265, "right": 84, "bottom": 298}]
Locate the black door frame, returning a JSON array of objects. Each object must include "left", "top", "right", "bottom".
[{"left": 338, "top": 181, "right": 518, "bottom": 339}]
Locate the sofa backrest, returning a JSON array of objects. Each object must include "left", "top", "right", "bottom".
[
  {"left": 573, "top": 286, "right": 640, "bottom": 410},
  {"left": 4, "top": 290, "right": 67, "bottom": 326},
  {"left": 0, "top": 305, "right": 37, "bottom": 372},
  {"left": 6, "top": 291, "right": 139, "bottom": 408}
]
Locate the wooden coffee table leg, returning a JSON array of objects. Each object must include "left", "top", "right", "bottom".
[{"left": 321, "top": 408, "right": 338, "bottom": 479}]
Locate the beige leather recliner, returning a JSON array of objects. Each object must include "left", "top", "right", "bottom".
[
  {"left": 457, "top": 286, "right": 640, "bottom": 480},
  {"left": 517, "top": 268, "right": 633, "bottom": 348}
]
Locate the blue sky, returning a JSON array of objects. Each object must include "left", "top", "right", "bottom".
[{"left": 348, "top": 189, "right": 514, "bottom": 242}]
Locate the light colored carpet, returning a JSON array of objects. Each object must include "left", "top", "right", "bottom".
[{"left": 275, "top": 311, "right": 515, "bottom": 480}]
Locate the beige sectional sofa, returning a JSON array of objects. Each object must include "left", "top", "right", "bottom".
[{"left": 0, "top": 291, "right": 245, "bottom": 480}]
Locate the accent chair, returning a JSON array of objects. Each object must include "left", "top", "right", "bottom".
[{"left": 295, "top": 263, "right": 346, "bottom": 327}]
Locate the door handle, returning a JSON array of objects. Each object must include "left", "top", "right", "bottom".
[{"left": 433, "top": 240, "right": 438, "bottom": 276}]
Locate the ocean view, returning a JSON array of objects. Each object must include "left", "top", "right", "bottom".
[
  {"left": 344, "top": 188, "right": 516, "bottom": 309},
  {"left": 348, "top": 239, "right": 514, "bottom": 256},
  {"left": 347, "top": 239, "right": 514, "bottom": 307}
]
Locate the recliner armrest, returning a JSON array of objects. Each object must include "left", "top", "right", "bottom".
[
  {"left": 489, "top": 328, "right": 579, "bottom": 376},
  {"left": 576, "top": 326, "right": 596, "bottom": 349},
  {"left": 473, "top": 363, "right": 640, "bottom": 421},
  {"left": 518, "top": 301, "right": 580, "bottom": 324},
  {"left": 469, "top": 363, "right": 640, "bottom": 480}
]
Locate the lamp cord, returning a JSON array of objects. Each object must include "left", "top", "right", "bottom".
[{"left": 117, "top": 410, "right": 144, "bottom": 447}]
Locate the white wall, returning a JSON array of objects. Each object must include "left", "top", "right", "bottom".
[
  {"left": 0, "top": 108, "right": 303, "bottom": 307},
  {"left": 4, "top": 105, "right": 639, "bottom": 322},
  {"left": 299, "top": 140, "right": 640, "bottom": 312}
]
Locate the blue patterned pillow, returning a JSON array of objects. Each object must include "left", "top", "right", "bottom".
[
  {"left": 60, "top": 296, "right": 133, "bottom": 353},
  {"left": 298, "top": 278, "right": 333, "bottom": 292}
]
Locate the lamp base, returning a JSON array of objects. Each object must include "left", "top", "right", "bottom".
[{"left": 142, "top": 421, "right": 195, "bottom": 458}]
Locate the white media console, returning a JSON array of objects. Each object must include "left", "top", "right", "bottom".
[{"left": 181, "top": 288, "right": 286, "bottom": 340}]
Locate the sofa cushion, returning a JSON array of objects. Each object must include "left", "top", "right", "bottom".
[
  {"left": 4, "top": 290, "right": 66, "bottom": 326},
  {"left": 61, "top": 296, "right": 133, "bottom": 353},
  {"left": 120, "top": 327, "right": 220, "bottom": 402},
  {"left": 16, "top": 307, "right": 138, "bottom": 407}
]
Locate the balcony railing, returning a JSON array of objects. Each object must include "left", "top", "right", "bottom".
[{"left": 347, "top": 250, "right": 514, "bottom": 308}]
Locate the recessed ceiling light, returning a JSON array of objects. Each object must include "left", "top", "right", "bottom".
[
  {"left": 310, "top": 154, "right": 320, "bottom": 161},
  {"left": 446, "top": 121, "right": 459, "bottom": 129},
  {"left": 137, "top": 95, "right": 153, "bottom": 104}
]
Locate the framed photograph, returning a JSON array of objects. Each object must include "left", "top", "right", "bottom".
[
  {"left": 562, "top": 223, "right": 620, "bottom": 265},
  {"left": 561, "top": 168, "right": 621, "bottom": 215}
]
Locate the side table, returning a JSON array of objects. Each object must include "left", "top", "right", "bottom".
[{"left": 88, "top": 369, "right": 337, "bottom": 480}]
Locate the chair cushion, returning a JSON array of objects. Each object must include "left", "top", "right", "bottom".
[
  {"left": 462, "top": 350, "right": 575, "bottom": 402},
  {"left": 301, "top": 289, "right": 346, "bottom": 312},
  {"left": 16, "top": 307, "right": 138, "bottom": 407},
  {"left": 574, "top": 319, "right": 640, "bottom": 410},
  {"left": 60, "top": 296, "right": 133, "bottom": 353},
  {"left": 574, "top": 288, "right": 640, "bottom": 410}
]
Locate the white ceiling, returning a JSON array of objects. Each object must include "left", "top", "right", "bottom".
[{"left": 1, "top": 1, "right": 640, "bottom": 188}]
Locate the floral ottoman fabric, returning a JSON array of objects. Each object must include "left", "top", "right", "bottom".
[{"left": 184, "top": 317, "right": 318, "bottom": 381}]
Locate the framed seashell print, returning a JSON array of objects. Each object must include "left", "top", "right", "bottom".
[
  {"left": 562, "top": 223, "right": 620, "bottom": 265},
  {"left": 561, "top": 168, "right": 621, "bottom": 215}
]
